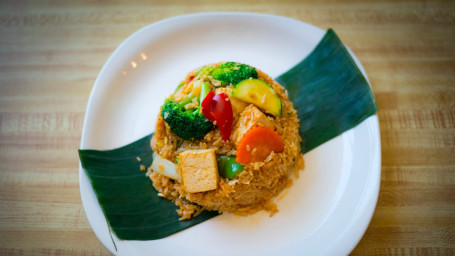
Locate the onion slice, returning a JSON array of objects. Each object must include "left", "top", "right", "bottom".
[{"left": 151, "top": 153, "right": 181, "bottom": 182}]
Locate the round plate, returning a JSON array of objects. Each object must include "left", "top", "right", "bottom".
[{"left": 79, "top": 12, "right": 381, "bottom": 256}]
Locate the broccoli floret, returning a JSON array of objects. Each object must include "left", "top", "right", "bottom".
[
  {"left": 197, "top": 65, "right": 215, "bottom": 77},
  {"left": 160, "top": 98, "right": 213, "bottom": 140},
  {"left": 211, "top": 62, "right": 258, "bottom": 86}
]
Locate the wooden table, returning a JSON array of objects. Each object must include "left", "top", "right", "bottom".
[{"left": 0, "top": 1, "right": 454, "bottom": 255}]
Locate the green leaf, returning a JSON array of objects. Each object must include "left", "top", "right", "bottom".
[
  {"left": 78, "top": 134, "right": 219, "bottom": 240},
  {"left": 276, "top": 29, "right": 378, "bottom": 153},
  {"left": 79, "top": 29, "right": 377, "bottom": 241}
]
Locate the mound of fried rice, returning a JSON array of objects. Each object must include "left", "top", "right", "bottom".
[{"left": 149, "top": 63, "right": 303, "bottom": 220}]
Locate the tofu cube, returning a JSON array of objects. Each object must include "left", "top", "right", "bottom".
[
  {"left": 231, "top": 104, "right": 273, "bottom": 145},
  {"left": 179, "top": 149, "right": 219, "bottom": 193}
]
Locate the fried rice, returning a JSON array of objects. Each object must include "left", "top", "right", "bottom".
[{"left": 149, "top": 62, "right": 302, "bottom": 220}]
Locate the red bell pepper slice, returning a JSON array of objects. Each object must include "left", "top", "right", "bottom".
[{"left": 201, "top": 91, "right": 233, "bottom": 141}]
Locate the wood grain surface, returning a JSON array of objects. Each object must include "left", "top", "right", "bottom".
[{"left": 0, "top": 0, "right": 454, "bottom": 255}]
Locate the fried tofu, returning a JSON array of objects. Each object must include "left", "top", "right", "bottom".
[
  {"left": 179, "top": 149, "right": 219, "bottom": 193},
  {"left": 231, "top": 104, "right": 273, "bottom": 145}
]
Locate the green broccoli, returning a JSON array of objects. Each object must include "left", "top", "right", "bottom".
[
  {"left": 197, "top": 65, "right": 215, "bottom": 77},
  {"left": 210, "top": 62, "right": 258, "bottom": 86},
  {"left": 160, "top": 83, "right": 213, "bottom": 140}
]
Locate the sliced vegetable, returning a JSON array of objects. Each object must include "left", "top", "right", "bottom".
[
  {"left": 232, "top": 79, "right": 282, "bottom": 117},
  {"left": 177, "top": 92, "right": 195, "bottom": 108},
  {"left": 201, "top": 91, "right": 233, "bottom": 141},
  {"left": 151, "top": 153, "right": 181, "bottom": 182},
  {"left": 187, "top": 75, "right": 195, "bottom": 84},
  {"left": 175, "top": 74, "right": 195, "bottom": 93},
  {"left": 217, "top": 155, "right": 244, "bottom": 179},
  {"left": 236, "top": 126, "right": 284, "bottom": 164},
  {"left": 199, "top": 82, "right": 210, "bottom": 104},
  {"left": 174, "top": 82, "right": 184, "bottom": 92}
]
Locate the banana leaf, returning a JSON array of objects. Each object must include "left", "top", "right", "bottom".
[
  {"left": 78, "top": 134, "right": 219, "bottom": 240},
  {"left": 78, "top": 29, "right": 377, "bottom": 241},
  {"left": 276, "top": 29, "right": 378, "bottom": 153}
]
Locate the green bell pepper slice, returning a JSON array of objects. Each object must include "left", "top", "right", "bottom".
[{"left": 217, "top": 155, "right": 244, "bottom": 179}]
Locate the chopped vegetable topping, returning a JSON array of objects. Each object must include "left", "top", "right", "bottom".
[
  {"left": 151, "top": 153, "right": 180, "bottom": 181},
  {"left": 232, "top": 78, "right": 282, "bottom": 117},
  {"left": 174, "top": 82, "right": 184, "bottom": 92},
  {"left": 210, "top": 62, "right": 258, "bottom": 86},
  {"left": 199, "top": 82, "right": 210, "bottom": 106},
  {"left": 160, "top": 98, "right": 213, "bottom": 140},
  {"left": 201, "top": 91, "right": 234, "bottom": 141},
  {"left": 231, "top": 104, "right": 273, "bottom": 145},
  {"left": 197, "top": 65, "right": 215, "bottom": 78},
  {"left": 217, "top": 155, "right": 244, "bottom": 179},
  {"left": 161, "top": 79, "right": 215, "bottom": 141},
  {"left": 236, "top": 126, "right": 284, "bottom": 164}
]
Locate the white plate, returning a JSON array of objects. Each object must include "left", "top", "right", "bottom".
[{"left": 79, "top": 12, "right": 381, "bottom": 256}]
